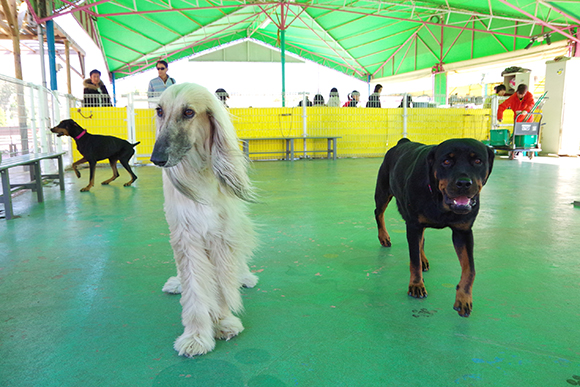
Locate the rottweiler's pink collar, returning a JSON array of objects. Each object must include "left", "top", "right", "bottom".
[{"left": 75, "top": 130, "right": 86, "bottom": 140}]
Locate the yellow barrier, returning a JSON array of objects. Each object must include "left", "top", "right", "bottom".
[
  {"left": 70, "top": 107, "right": 491, "bottom": 162},
  {"left": 69, "top": 108, "right": 128, "bottom": 164}
]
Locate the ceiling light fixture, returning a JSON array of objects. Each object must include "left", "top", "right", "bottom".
[
  {"left": 524, "top": 37, "right": 536, "bottom": 50},
  {"left": 525, "top": 33, "right": 552, "bottom": 49}
]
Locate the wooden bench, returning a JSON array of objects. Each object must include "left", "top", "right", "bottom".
[
  {"left": 0, "top": 152, "right": 66, "bottom": 220},
  {"left": 239, "top": 136, "right": 341, "bottom": 161}
]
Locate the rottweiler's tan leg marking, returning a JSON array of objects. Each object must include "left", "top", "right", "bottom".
[
  {"left": 376, "top": 195, "right": 393, "bottom": 247},
  {"left": 407, "top": 225, "right": 427, "bottom": 298},
  {"left": 419, "top": 233, "right": 429, "bottom": 272},
  {"left": 452, "top": 229, "right": 475, "bottom": 317},
  {"left": 101, "top": 159, "right": 120, "bottom": 185}
]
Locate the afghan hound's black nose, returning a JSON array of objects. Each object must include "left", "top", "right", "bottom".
[
  {"left": 455, "top": 177, "right": 472, "bottom": 189},
  {"left": 151, "top": 158, "right": 167, "bottom": 167}
]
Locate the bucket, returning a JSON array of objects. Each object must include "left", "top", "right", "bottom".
[
  {"left": 490, "top": 130, "right": 510, "bottom": 146},
  {"left": 514, "top": 135, "right": 537, "bottom": 148}
]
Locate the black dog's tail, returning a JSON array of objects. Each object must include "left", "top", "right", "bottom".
[
  {"left": 397, "top": 138, "right": 411, "bottom": 146},
  {"left": 132, "top": 142, "right": 141, "bottom": 147}
]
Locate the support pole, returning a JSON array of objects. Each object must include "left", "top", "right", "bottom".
[
  {"left": 112, "top": 72, "right": 116, "bottom": 106},
  {"left": 38, "top": 25, "right": 47, "bottom": 89},
  {"left": 65, "top": 40, "right": 72, "bottom": 94},
  {"left": 46, "top": 20, "right": 57, "bottom": 90},
  {"left": 29, "top": 84, "right": 38, "bottom": 153},
  {"left": 281, "top": 28, "right": 286, "bottom": 107},
  {"left": 433, "top": 72, "right": 448, "bottom": 106},
  {"left": 302, "top": 92, "right": 307, "bottom": 158},
  {"left": 403, "top": 93, "right": 408, "bottom": 138}
]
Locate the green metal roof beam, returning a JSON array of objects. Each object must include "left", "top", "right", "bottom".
[
  {"left": 290, "top": 8, "right": 367, "bottom": 76},
  {"left": 113, "top": 6, "right": 270, "bottom": 75}
]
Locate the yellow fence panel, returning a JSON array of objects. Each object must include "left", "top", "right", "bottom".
[
  {"left": 71, "top": 107, "right": 491, "bottom": 162},
  {"left": 134, "top": 109, "right": 156, "bottom": 163},
  {"left": 69, "top": 107, "right": 128, "bottom": 164}
]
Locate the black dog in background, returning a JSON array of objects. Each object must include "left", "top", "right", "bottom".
[
  {"left": 51, "top": 119, "right": 139, "bottom": 192},
  {"left": 374, "top": 138, "right": 494, "bottom": 317}
]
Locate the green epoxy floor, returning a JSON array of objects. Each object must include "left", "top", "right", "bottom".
[{"left": 2, "top": 157, "right": 580, "bottom": 386}]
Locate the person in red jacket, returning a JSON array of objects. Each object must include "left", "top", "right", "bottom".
[{"left": 497, "top": 84, "right": 535, "bottom": 123}]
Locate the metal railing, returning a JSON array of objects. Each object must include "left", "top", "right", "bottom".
[{"left": 0, "top": 74, "right": 79, "bottom": 170}]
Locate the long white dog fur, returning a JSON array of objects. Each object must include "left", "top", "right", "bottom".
[{"left": 150, "top": 83, "right": 258, "bottom": 357}]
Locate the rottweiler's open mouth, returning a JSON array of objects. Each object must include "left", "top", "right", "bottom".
[{"left": 444, "top": 195, "right": 476, "bottom": 214}]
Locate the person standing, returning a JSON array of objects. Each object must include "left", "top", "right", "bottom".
[
  {"left": 483, "top": 84, "right": 506, "bottom": 108},
  {"left": 313, "top": 94, "right": 325, "bottom": 106},
  {"left": 366, "top": 84, "right": 382, "bottom": 108},
  {"left": 215, "top": 88, "right": 229, "bottom": 107},
  {"left": 83, "top": 69, "right": 112, "bottom": 107},
  {"left": 327, "top": 88, "right": 340, "bottom": 107},
  {"left": 497, "top": 84, "right": 534, "bottom": 123},
  {"left": 343, "top": 90, "right": 360, "bottom": 107},
  {"left": 148, "top": 60, "right": 176, "bottom": 98}
]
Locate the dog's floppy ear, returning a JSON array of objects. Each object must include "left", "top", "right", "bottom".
[
  {"left": 427, "top": 145, "right": 439, "bottom": 185},
  {"left": 427, "top": 145, "right": 437, "bottom": 167},
  {"left": 208, "top": 111, "right": 256, "bottom": 202},
  {"left": 484, "top": 145, "right": 495, "bottom": 184},
  {"left": 62, "top": 119, "right": 82, "bottom": 137}
]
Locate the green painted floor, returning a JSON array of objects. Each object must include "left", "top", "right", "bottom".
[{"left": 2, "top": 156, "right": 580, "bottom": 386}]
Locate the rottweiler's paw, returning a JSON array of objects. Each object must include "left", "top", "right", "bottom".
[
  {"left": 421, "top": 259, "right": 430, "bottom": 272},
  {"left": 80, "top": 186, "right": 91, "bottom": 192},
  {"left": 74, "top": 170, "right": 81, "bottom": 178},
  {"left": 453, "top": 293, "right": 472, "bottom": 317},
  {"left": 408, "top": 282, "right": 428, "bottom": 298},
  {"left": 378, "top": 230, "right": 391, "bottom": 247}
]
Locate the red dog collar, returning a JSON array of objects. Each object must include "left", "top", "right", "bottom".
[{"left": 75, "top": 130, "right": 86, "bottom": 140}]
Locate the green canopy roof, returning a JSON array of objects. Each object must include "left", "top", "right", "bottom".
[{"left": 31, "top": 0, "right": 580, "bottom": 81}]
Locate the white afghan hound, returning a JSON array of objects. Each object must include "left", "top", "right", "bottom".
[{"left": 150, "top": 83, "right": 258, "bottom": 357}]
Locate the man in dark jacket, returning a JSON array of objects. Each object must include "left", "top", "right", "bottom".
[{"left": 83, "top": 69, "right": 112, "bottom": 107}]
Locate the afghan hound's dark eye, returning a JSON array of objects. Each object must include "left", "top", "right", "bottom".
[
  {"left": 156, "top": 107, "right": 163, "bottom": 118},
  {"left": 184, "top": 109, "right": 195, "bottom": 118}
]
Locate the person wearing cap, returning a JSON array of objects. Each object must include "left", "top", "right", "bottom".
[
  {"left": 497, "top": 84, "right": 534, "bottom": 123},
  {"left": 343, "top": 90, "right": 360, "bottom": 107},
  {"left": 215, "top": 88, "right": 229, "bottom": 108},
  {"left": 148, "top": 60, "right": 176, "bottom": 99},
  {"left": 83, "top": 69, "right": 112, "bottom": 107}
]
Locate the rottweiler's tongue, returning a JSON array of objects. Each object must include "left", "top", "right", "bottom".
[{"left": 453, "top": 197, "right": 471, "bottom": 206}]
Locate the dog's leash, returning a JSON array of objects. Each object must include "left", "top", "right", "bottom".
[{"left": 76, "top": 109, "right": 93, "bottom": 119}]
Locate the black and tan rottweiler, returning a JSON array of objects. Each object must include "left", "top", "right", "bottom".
[
  {"left": 374, "top": 138, "right": 494, "bottom": 317},
  {"left": 51, "top": 119, "right": 139, "bottom": 192}
]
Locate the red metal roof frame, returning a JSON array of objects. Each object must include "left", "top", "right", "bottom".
[{"left": 23, "top": 0, "right": 580, "bottom": 80}]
